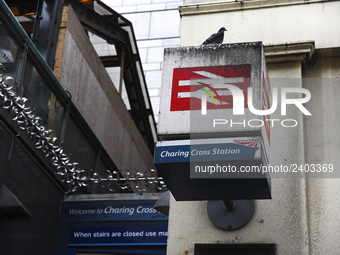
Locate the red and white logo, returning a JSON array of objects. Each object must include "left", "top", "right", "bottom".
[
  {"left": 170, "top": 65, "right": 251, "bottom": 112},
  {"left": 235, "top": 141, "right": 259, "bottom": 148}
]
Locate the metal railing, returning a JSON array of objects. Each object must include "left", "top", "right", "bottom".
[{"left": 0, "top": 0, "right": 166, "bottom": 194}]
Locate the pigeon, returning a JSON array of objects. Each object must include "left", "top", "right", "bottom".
[{"left": 202, "top": 27, "right": 227, "bottom": 45}]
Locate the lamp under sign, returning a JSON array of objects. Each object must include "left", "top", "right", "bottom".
[{"left": 207, "top": 200, "right": 255, "bottom": 230}]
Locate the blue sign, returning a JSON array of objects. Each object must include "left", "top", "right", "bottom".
[
  {"left": 70, "top": 225, "right": 168, "bottom": 245},
  {"left": 61, "top": 200, "right": 168, "bottom": 222},
  {"left": 153, "top": 138, "right": 271, "bottom": 201},
  {"left": 154, "top": 142, "right": 257, "bottom": 163},
  {"left": 57, "top": 199, "right": 169, "bottom": 254}
]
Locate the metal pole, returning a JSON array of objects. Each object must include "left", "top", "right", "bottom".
[
  {"left": 119, "top": 47, "right": 125, "bottom": 96},
  {"left": 223, "top": 200, "right": 236, "bottom": 212}
]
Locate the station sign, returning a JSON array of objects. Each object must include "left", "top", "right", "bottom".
[
  {"left": 154, "top": 137, "right": 271, "bottom": 201},
  {"left": 155, "top": 42, "right": 272, "bottom": 201},
  {"left": 57, "top": 198, "right": 168, "bottom": 253},
  {"left": 61, "top": 199, "right": 167, "bottom": 222},
  {"left": 158, "top": 42, "right": 271, "bottom": 162},
  {"left": 70, "top": 225, "right": 168, "bottom": 245}
]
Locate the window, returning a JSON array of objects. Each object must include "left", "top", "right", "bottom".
[{"left": 195, "top": 244, "right": 276, "bottom": 255}]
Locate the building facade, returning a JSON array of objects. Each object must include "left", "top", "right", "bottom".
[
  {"left": 164, "top": 0, "right": 340, "bottom": 254},
  {"left": 1, "top": 0, "right": 340, "bottom": 254}
]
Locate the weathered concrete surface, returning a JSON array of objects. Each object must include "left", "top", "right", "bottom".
[
  {"left": 56, "top": 6, "right": 155, "bottom": 185},
  {"left": 166, "top": 60, "right": 310, "bottom": 255},
  {"left": 303, "top": 52, "right": 340, "bottom": 255},
  {"left": 166, "top": 1, "right": 340, "bottom": 253},
  {"left": 166, "top": 50, "right": 340, "bottom": 254}
]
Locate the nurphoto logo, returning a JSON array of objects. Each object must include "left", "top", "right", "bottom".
[
  {"left": 208, "top": 84, "right": 312, "bottom": 129},
  {"left": 201, "top": 85, "right": 311, "bottom": 116}
]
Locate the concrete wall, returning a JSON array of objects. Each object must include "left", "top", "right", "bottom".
[
  {"left": 303, "top": 51, "right": 340, "bottom": 254},
  {"left": 180, "top": 0, "right": 340, "bottom": 49},
  {"left": 165, "top": 1, "right": 340, "bottom": 254},
  {"left": 56, "top": 6, "right": 155, "bottom": 180}
]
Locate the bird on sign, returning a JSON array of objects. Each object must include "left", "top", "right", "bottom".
[{"left": 202, "top": 27, "right": 227, "bottom": 45}]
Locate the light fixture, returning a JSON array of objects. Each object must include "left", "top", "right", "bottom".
[{"left": 207, "top": 200, "right": 255, "bottom": 230}]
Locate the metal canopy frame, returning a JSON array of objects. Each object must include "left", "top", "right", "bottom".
[
  {"left": 0, "top": 0, "right": 163, "bottom": 194},
  {"left": 31, "top": 0, "right": 64, "bottom": 69},
  {"left": 67, "top": 0, "right": 158, "bottom": 153},
  {"left": 0, "top": 1, "right": 123, "bottom": 193},
  {"left": 5, "top": 0, "right": 158, "bottom": 153}
]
